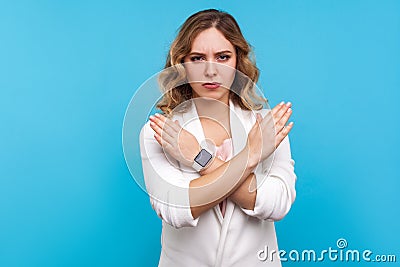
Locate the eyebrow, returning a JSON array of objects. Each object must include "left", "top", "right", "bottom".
[{"left": 188, "top": 50, "right": 233, "bottom": 56}]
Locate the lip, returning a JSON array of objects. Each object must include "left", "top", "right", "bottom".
[{"left": 202, "top": 82, "right": 221, "bottom": 89}]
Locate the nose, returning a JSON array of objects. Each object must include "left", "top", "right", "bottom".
[{"left": 204, "top": 61, "right": 217, "bottom": 77}]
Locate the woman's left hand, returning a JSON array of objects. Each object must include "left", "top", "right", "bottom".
[{"left": 149, "top": 113, "right": 200, "bottom": 167}]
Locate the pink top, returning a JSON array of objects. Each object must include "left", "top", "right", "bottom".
[{"left": 215, "top": 138, "right": 233, "bottom": 217}]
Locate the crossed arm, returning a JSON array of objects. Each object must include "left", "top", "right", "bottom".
[
  {"left": 147, "top": 101, "right": 294, "bottom": 220},
  {"left": 198, "top": 156, "right": 257, "bottom": 211}
]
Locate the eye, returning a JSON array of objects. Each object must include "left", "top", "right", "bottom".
[
  {"left": 190, "top": 56, "right": 204, "bottom": 62},
  {"left": 218, "top": 54, "right": 231, "bottom": 61}
]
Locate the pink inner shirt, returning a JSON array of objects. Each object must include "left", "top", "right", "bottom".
[{"left": 215, "top": 138, "right": 233, "bottom": 217}]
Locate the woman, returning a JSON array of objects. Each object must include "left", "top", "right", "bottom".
[{"left": 139, "top": 9, "right": 296, "bottom": 267}]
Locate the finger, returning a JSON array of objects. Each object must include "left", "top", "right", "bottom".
[
  {"left": 256, "top": 113, "right": 262, "bottom": 123},
  {"left": 271, "top": 101, "right": 285, "bottom": 116},
  {"left": 255, "top": 113, "right": 263, "bottom": 132},
  {"left": 164, "top": 119, "right": 182, "bottom": 137},
  {"left": 275, "top": 122, "right": 294, "bottom": 148},
  {"left": 275, "top": 107, "right": 293, "bottom": 134},
  {"left": 273, "top": 102, "right": 292, "bottom": 123},
  {"left": 173, "top": 120, "right": 189, "bottom": 137},
  {"left": 154, "top": 114, "right": 180, "bottom": 136},
  {"left": 153, "top": 133, "right": 162, "bottom": 146},
  {"left": 150, "top": 122, "right": 176, "bottom": 148},
  {"left": 154, "top": 113, "right": 178, "bottom": 130},
  {"left": 259, "top": 109, "right": 275, "bottom": 131},
  {"left": 156, "top": 132, "right": 174, "bottom": 151},
  {"left": 150, "top": 120, "right": 175, "bottom": 144},
  {"left": 149, "top": 120, "right": 162, "bottom": 136},
  {"left": 250, "top": 113, "right": 263, "bottom": 132},
  {"left": 154, "top": 131, "right": 175, "bottom": 150},
  {"left": 150, "top": 115, "right": 176, "bottom": 139},
  {"left": 150, "top": 114, "right": 167, "bottom": 130},
  {"left": 168, "top": 118, "right": 181, "bottom": 132},
  {"left": 253, "top": 112, "right": 262, "bottom": 124}
]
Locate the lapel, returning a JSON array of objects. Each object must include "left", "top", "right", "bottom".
[{"left": 179, "top": 98, "right": 251, "bottom": 225}]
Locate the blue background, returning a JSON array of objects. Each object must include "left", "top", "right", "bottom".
[{"left": 1, "top": 0, "right": 399, "bottom": 266}]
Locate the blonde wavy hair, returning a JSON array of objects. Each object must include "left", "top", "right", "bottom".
[{"left": 157, "top": 9, "right": 267, "bottom": 115}]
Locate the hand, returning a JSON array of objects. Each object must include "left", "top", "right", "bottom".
[
  {"left": 246, "top": 101, "right": 294, "bottom": 166},
  {"left": 149, "top": 113, "right": 201, "bottom": 167}
]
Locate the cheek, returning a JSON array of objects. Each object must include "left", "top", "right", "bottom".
[
  {"left": 229, "top": 56, "right": 237, "bottom": 68},
  {"left": 185, "top": 64, "right": 205, "bottom": 83},
  {"left": 220, "top": 62, "right": 237, "bottom": 88},
  {"left": 222, "top": 72, "right": 236, "bottom": 89},
  {"left": 190, "top": 82, "right": 202, "bottom": 91}
]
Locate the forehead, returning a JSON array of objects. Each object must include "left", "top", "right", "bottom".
[{"left": 191, "top": 27, "right": 235, "bottom": 53}]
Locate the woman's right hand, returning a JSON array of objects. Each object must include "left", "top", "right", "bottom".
[
  {"left": 246, "top": 101, "right": 294, "bottom": 167},
  {"left": 149, "top": 113, "right": 201, "bottom": 168}
]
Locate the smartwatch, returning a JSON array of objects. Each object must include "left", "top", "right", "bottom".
[{"left": 192, "top": 147, "right": 213, "bottom": 172}]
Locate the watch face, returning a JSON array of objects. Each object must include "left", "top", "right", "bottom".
[{"left": 194, "top": 149, "right": 212, "bottom": 167}]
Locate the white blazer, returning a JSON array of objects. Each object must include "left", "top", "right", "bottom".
[{"left": 139, "top": 98, "right": 297, "bottom": 267}]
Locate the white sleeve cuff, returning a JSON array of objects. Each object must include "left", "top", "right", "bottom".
[
  {"left": 240, "top": 170, "right": 295, "bottom": 221},
  {"left": 240, "top": 136, "right": 297, "bottom": 221},
  {"left": 140, "top": 123, "right": 200, "bottom": 229}
]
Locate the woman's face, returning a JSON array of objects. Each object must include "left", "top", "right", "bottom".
[{"left": 183, "top": 27, "right": 237, "bottom": 105}]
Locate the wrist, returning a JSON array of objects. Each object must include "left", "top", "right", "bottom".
[
  {"left": 192, "top": 145, "right": 214, "bottom": 172},
  {"left": 188, "top": 145, "right": 202, "bottom": 164},
  {"left": 241, "top": 145, "right": 259, "bottom": 170},
  {"left": 198, "top": 156, "right": 216, "bottom": 175}
]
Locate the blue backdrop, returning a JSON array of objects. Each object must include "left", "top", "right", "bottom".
[{"left": 1, "top": 0, "right": 399, "bottom": 266}]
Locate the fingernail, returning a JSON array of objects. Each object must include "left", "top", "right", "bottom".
[
  {"left": 289, "top": 122, "right": 294, "bottom": 126},
  {"left": 287, "top": 108, "right": 292, "bottom": 113},
  {"left": 149, "top": 115, "right": 155, "bottom": 120},
  {"left": 279, "top": 101, "right": 284, "bottom": 106},
  {"left": 154, "top": 113, "right": 160, "bottom": 117},
  {"left": 286, "top": 102, "right": 291, "bottom": 107}
]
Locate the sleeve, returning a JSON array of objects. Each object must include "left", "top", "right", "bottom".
[
  {"left": 240, "top": 135, "right": 297, "bottom": 221},
  {"left": 139, "top": 122, "right": 200, "bottom": 228}
]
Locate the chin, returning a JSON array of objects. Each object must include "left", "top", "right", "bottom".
[{"left": 194, "top": 91, "right": 229, "bottom": 102}]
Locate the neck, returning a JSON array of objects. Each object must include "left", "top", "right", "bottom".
[{"left": 192, "top": 97, "right": 230, "bottom": 121}]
